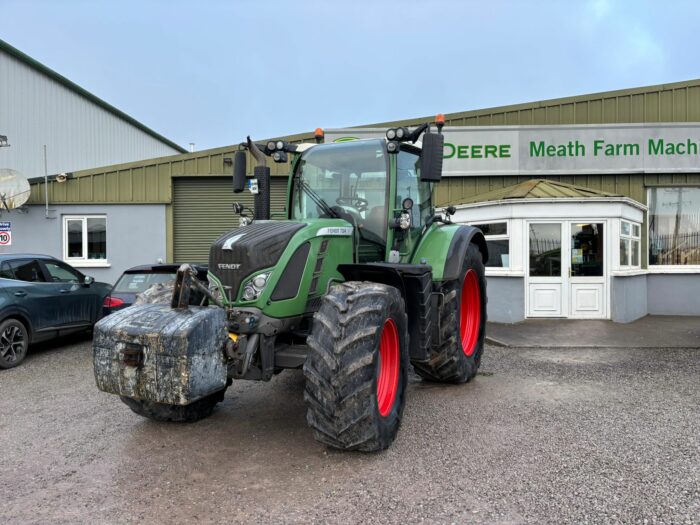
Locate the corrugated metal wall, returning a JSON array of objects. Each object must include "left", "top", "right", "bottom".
[
  {"left": 0, "top": 49, "right": 181, "bottom": 179},
  {"left": 26, "top": 78, "right": 700, "bottom": 267},
  {"left": 32, "top": 79, "right": 700, "bottom": 207},
  {"left": 28, "top": 144, "right": 293, "bottom": 205},
  {"left": 172, "top": 177, "right": 288, "bottom": 262}
]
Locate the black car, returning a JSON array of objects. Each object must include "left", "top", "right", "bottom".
[
  {"left": 103, "top": 263, "right": 208, "bottom": 314},
  {"left": 0, "top": 254, "right": 111, "bottom": 369}
]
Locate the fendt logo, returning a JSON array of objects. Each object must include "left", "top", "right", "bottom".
[{"left": 218, "top": 263, "right": 241, "bottom": 270}]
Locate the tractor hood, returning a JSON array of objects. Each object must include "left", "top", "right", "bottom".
[{"left": 209, "top": 221, "right": 306, "bottom": 303}]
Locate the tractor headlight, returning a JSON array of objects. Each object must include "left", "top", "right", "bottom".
[
  {"left": 397, "top": 211, "right": 411, "bottom": 230},
  {"left": 242, "top": 272, "right": 271, "bottom": 302},
  {"left": 253, "top": 273, "right": 269, "bottom": 289},
  {"left": 243, "top": 285, "right": 257, "bottom": 301},
  {"left": 386, "top": 128, "right": 397, "bottom": 140},
  {"left": 276, "top": 140, "right": 285, "bottom": 150},
  {"left": 272, "top": 151, "right": 288, "bottom": 163},
  {"left": 395, "top": 127, "right": 407, "bottom": 140},
  {"left": 266, "top": 141, "right": 276, "bottom": 152},
  {"left": 386, "top": 141, "right": 399, "bottom": 153}
]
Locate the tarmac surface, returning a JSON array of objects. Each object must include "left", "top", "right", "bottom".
[
  {"left": 1, "top": 334, "right": 699, "bottom": 524},
  {"left": 487, "top": 315, "right": 700, "bottom": 348}
]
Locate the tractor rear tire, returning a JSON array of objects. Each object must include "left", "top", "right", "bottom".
[
  {"left": 120, "top": 388, "right": 227, "bottom": 423},
  {"left": 304, "top": 281, "right": 409, "bottom": 452},
  {"left": 413, "top": 242, "right": 487, "bottom": 383}
]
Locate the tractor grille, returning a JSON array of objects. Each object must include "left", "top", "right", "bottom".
[{"left": 209, "top": 221, "right": 305, "bottom": 302}]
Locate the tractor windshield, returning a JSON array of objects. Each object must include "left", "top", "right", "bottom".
[{"left": 291, "top": 139, "right": 389, "bottom": 244}]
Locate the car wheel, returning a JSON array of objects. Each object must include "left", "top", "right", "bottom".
[{"left": 0, "top": 318, "right": 29, "bottom": 369}]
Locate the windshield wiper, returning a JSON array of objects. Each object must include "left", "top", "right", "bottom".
[{"left": 297, "top": 179, "right": 339, "bottom": 219}]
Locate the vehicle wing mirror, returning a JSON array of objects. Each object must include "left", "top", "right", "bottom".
[
  {"left": 83, "top": 275, "right": 94, "bottom": 287},
  {"left": 420, "top": 132, "right": 444, "bottom": 182},
  {"left": 233, "top": 150, "right": 247, "bottom": 193}
]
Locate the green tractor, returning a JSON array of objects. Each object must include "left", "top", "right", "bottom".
[{"left": 93, "top": 116, "right": 488, "bottom": 452}]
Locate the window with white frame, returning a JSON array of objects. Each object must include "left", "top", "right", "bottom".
[
  {"left": 63, "top": 215, "right": 107, "bottom": 264},
  {"left": 648, "top": 187, "right": 700, "bottom": 266},
  {"left": 619, "top": 220, "right": 641, "bottom": 268},
  {"left": 474, "top": 221, "right": 509, "bottom": 268}
]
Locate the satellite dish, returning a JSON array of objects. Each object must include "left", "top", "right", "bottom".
[{"left": 0, "top": 169, "right": 31, "bottom": 211}]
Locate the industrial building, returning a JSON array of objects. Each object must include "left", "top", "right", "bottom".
[
  {"left": 19, "top": 79, "right": 700, "bottom": 321},
  {"left": 0, "top": 38, "right": 184, "bottom": 279}
]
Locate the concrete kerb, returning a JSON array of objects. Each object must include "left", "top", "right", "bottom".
[{"left": 484, "top": 316, "right": 700, "bottom": 349}]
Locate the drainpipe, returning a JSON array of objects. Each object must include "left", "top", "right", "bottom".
[{"left": 44, "top": 144, "right": 49, "bottom": 219}]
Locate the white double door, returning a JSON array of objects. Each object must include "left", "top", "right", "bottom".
[{"left": 527, "top": 220, "right": 608, "bottom": 319}]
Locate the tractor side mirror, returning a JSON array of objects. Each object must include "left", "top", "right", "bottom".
[
  {"left": 233, "top": 151, "right": 247, "bottom": 193},
  {"left": 420, "top": 132, "right": 444, "bottom": 182}
]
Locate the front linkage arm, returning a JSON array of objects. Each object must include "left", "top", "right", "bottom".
[{"left": 171, "top": 264, "right": 225, "bottom": 309}]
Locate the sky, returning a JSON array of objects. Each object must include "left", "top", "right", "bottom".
[{"left": 2, "top": 0, "right": 699, "bottom": 151}]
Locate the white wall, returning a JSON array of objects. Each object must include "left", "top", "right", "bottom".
[{"left": 0, "top": 204, "right": 167, "bottom": 285}]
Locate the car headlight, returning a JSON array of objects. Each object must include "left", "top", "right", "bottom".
[{"left": 242, "top": 272, "right": 270, "bottom": 301}]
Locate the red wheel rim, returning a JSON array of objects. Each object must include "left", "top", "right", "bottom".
[
  {"left": 377, "top": 318, "right": 400, "bottom": 417},
  {"left": 460, "top": 269, "right": 481, "bottom": 356}
]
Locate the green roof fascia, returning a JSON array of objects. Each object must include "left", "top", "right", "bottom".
[
  {"left": 359, "top": 78, "right": 700, "bottom": 129},
  {"left": 0, "top": 38, "right": 186, "bottom": 154}
]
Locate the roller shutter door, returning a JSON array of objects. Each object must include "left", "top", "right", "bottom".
[{"left": 173, "top": 177, "right": 288, "bottom": 263}]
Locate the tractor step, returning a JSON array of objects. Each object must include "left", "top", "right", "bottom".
[{"left": 274, "top": 344, "right": 309, "bottom": 369}]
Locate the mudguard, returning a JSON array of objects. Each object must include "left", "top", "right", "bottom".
[{"left": 411, "top": 223, "right": 488, "bottom": 281}]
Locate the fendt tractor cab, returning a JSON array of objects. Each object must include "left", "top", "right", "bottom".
[{"left": 93, "top": 116, "right": 488, "bottom": 451}]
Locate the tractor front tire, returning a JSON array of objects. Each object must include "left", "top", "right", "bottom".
[
  {"left": 120, "top": 388, "right": 227, "bottom": 423},
  {"left": 304, "top": 281, "right": 409, "bottom": 452},
  {"left": 413, "top": 242, "right": 487, "bottom": 383}
]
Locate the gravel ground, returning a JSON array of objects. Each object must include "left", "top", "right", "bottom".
[{"left": 1, "top": 335, "right": 699, "bottom": 524}]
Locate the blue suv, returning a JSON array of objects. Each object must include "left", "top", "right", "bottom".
[{"left": 0, "top": 254, "right": 111, "bottom": 369}]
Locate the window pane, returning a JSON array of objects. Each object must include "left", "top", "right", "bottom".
[
  {"left": 396, "top": 149, "right": 431, "bottom": 230},
  {"left": 632, "top": 240, "right": 640, "bottom": 266},
  {"left": 632, "top": 224, "right": 640, "bottom": 238},
  {"left": 620, "top": 239, "right": 629, "bottom": 266},
  {"left": 649, "top": 187, "right": 700, "bottom": 265},
  {"left": 67, "top": 219, "right": 83, "bottom": 258},
  {"left": 0, "top": 263, "right": 14, "bottom": 280},
  {"left": 114, "top": 272, "right": 177, "bottom": 293},
  {"left": 8, "top": 260, "right": 46, "bottom": 282},
  {"left": 477, "top": 222, "right": 507, "bottom": 236},
  {"left": 485, "top": 239, "right": 509, "bottom": 268},
  {"left": 87, "top": 218, "right": 107, "bottom": 260},
  {"left": 44, "top": 262, "right": 81, "bottom": 283},
  {"left": 529, "top": 224, "right": 561, "bottom": 277},
  {"left": 571, "top": 223, "right": 604, "bottom": 277},
  {"left": 621, "top": 221, "right": 631, "bottom": 236}
]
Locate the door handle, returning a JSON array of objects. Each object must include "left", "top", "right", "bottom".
[{"left": 14, "top": 291, "right": 27, "bottom": 297}]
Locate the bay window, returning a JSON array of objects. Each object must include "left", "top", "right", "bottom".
[
  {"left": 474, "top": 221, "right": 510, "bottom": 268},
  {"left": 619, "top": 220, "right": 641, "bottom": 268}
]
